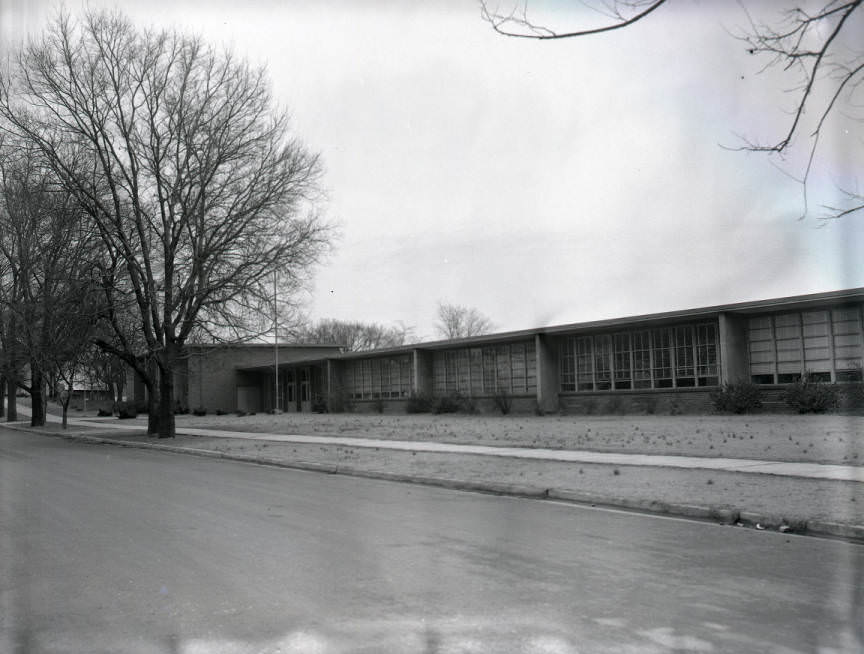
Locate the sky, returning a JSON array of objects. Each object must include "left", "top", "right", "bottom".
[{"left": 1, "top": 0, "right": 863, "bottom": 341}]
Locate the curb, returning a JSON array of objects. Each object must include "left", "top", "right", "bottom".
[{"left": 11, "top": 427, "right": 864, "bottom": 543}]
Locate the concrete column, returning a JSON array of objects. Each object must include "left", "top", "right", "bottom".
[
  {"left": 535, "top": 334, "right": 559, "bottom": 413},
  {"left": 326, "top": 359, "right": 345, "bottom": 407},
  {"left": 718, "top": 313, "right": 748, "bottom": 384},
  {"left": 413, "top": 349, "right": 433, "bottom": 396}
]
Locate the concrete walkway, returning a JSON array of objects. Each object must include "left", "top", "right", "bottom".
[{"left": 12, "top": 406, "right": 862, "bottom": 483}]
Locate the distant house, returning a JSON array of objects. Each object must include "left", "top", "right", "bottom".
[{"left": 127, "top": 287, "right": 864, "bottom": 414}]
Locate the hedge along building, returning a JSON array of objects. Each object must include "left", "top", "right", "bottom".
[{"left": 133, "top": 287, "right": 864, "bottom": 415}]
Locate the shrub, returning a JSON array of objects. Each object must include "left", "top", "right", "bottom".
[
  {"left": 215, "top": 408, "right": 226, "bottom": 416},
  {"left": 433, "top": 394, "right": 462, "bottom": 414},
  {"left": 192, "top": 407, "right": 207, "bottom": 417},
  {"left": 460, "top": 395, "right": 478, "bottom": 414},
  {"left": 839, "top": 381, "right": 864, "bottom": 410},
  {"left": 493, "top": 387, "right": 512, "bottom": 415},
  {"left": 405, "top": 393, "right": 433, "bottom": 414},
  {"left": 710, "top": 381, "right": 763, "bottom": 414},
  {"left": 641, "top": 396, "right": 657, "bottom": 415},
  {"left": 784, "top": 375, "right": 839, "bottom": 414},
  {"left": 173, "top": 401, "right": 188, "bottom": 415},
  {"left": 116, "top": 401, "right": 137, "bottom": 419},
  {"left": 235, "top": 410, "right": 247, "bottom": 417},
  {"left": 97, "top": 408, "right": 112, "bottom": 417}
]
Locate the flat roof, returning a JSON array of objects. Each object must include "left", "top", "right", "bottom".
[{"left": 231, "top": 286, "right": 864, "bottom": 367}]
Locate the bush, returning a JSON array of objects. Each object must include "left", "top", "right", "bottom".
[
  {"left": 433, "top": 394, "right": 462, "bottom": 414},
  {"left": 784, "top": 374, "right": 839, "bottom": 414},
  {"left": 839, "top": 381, "right": 864, "bottom": 410},
  {"left": 215, "top": 408, "right": 226, "bottom": 416},
  {"left": 710, "top": 381, "right": 763, "bottom": 414},
  {"left": 460, "top": 395, "right": 478, "bottom": 414},
  {"left": 173, "top": 401, "right": 188, "bottom": 415},
  {"left": 235, "top": 410, "right": 247, "bottom": 417},
  {"left": 493, "top": 387, "right": 512, "bottom": 415},
  {"left": 192, "top": 407, "right": 207, "bottom": 416},
  {"left": 116, "top": 401, "right": 137, "bottom": 419},
  {"left": 405, "top": 393, "right": 433, "bottom": 414},
  {"left": 97, "top": 408, "right": 113, "bottom": 417}
]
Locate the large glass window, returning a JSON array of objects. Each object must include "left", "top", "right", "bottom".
[
  {"left": 560, "top": 339, "right": 575, "bottom": 392},
  {"left": 344, "top": 355, "right": 412, "bottom": 399},
  {"left": 613, "top": 333, "right": 632, "bottom": 389},
  {"left": 632, "top": 331, "right": 652, "bottom": 389},
  {"left": 560, "top": 323, "right": 718, "bottom": 392},
  {"left": 433, "top": 341, "right": 536, "bottom": 396},
  {"left": 576, "top": 337, "right": 593, "bottom": 391},
  {"left": 652, "top": 328, "right": 673, "bottom": 388},
  {"left": 748, "top": 305, "right": 863, "bottom": 383}
]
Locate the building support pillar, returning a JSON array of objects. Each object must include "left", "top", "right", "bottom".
[
  {"left": 718, "top": 313, "right": 748, "bottom": 384},
  {"left": 535, "top": 334, "right": 559, "bottom": 414}
]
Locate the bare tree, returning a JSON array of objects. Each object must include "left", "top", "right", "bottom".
[
  {"left": 480, "top": 0, "right": 864, "bottom": 219},
  {"left": 0, "top": 141, "right": 101, "bottom": 427},
  {"left": 435, "top": 302, "right": 494, "bottom": 339},
  {"left": 299, "top": 319, "right": 414, "bottom": 351},
  {"left": 0, "top": 9, "right": 331, "bottom": 437}
]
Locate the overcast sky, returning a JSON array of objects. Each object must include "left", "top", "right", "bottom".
[{"left": 2, "top": 0, "right": 863, "bottom": 340}]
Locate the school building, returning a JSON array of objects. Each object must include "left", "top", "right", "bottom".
[{"left": 135, "top": 287, "right": 864, "bottom": 415}]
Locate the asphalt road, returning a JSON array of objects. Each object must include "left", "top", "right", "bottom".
[{"left": 1, "top": 427, "right": 862, "bottom": 654}]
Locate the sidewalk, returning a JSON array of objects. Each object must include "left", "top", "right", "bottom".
[{"left": 16, "top": 407, "right": 864, "bottom": 483}]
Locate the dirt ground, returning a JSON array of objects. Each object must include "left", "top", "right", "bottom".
[{"left": 178, "top": 412, "right": 864, "bottom": 466}]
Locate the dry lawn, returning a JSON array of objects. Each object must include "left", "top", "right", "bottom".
[
  {"left": 43, "top": 410, "right": 863, "bottom": 527},
  {"left": 178, "top": 412, "right": 864, "bottom": 466}
]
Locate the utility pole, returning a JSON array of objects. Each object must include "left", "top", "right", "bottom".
[{"left": 273, "top": 272, "right": 279, "bottom": 413}]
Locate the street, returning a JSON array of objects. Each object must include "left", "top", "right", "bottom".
[{"left": 1, "top": 426, "right": 862, "bottom": 653}]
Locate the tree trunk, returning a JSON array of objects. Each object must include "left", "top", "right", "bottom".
[
  {"left": 0, "top": 375, "right": 5, "bottom": 418},
  {"left": 30, "top": 368, "right": 45, "bottom": 427},
  {"left": 158, "top": 362, "right": 175, "bottom": 439},
  {"left": 6, "top": 377, "right": 17, "bottom": 422},
  {"left": 61, "top": 398, "right": 69, "bottom": 429},
  {"left": 144, "top": 357, "right": 160, "bottom": 435},
  {"left": 147, "top": 393, "right": 160, "bottom": 435}
]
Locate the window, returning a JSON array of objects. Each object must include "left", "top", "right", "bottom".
[
  {"left": 560, "top": 339, "right": 575, "bottom": 392},
  {"left": 652, "top": 329, "right": 673, "bottom": 388},
  {"left": 576, "top": 337, "right": 593, "bottom": 391},
  {"left": 344, "top": 355, "right": 413, "bottom": 399},
  {"left": 613, "top": 333, "right": 632, "bottom": 389},
  {"left": 560, "top": 323, "right": 718, "bottom": 392},
  {"left": 632, "top": 331, "right": 652, "bottom": 389},
  {"left": 434, "top": 341, "right": 536, "bottom": 396},
  {"left": 674, "top": 326, "right": 695, "bottom": 386},
  {"left": 482, "top": 347, "right": 498, "bottom": 393},
  {"left": 593, "top": 335, "right": 612, "bottom": 390},
  {"left": 746, "top": 305, "right": 864, "bottom": 383}
]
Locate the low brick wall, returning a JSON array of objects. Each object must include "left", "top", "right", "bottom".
[
  {"left": 341, "top": 395, "right": 538, "bottom": 415},
  {"left": 558, "top": 389, "right": 715, "bottom": 415}
]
